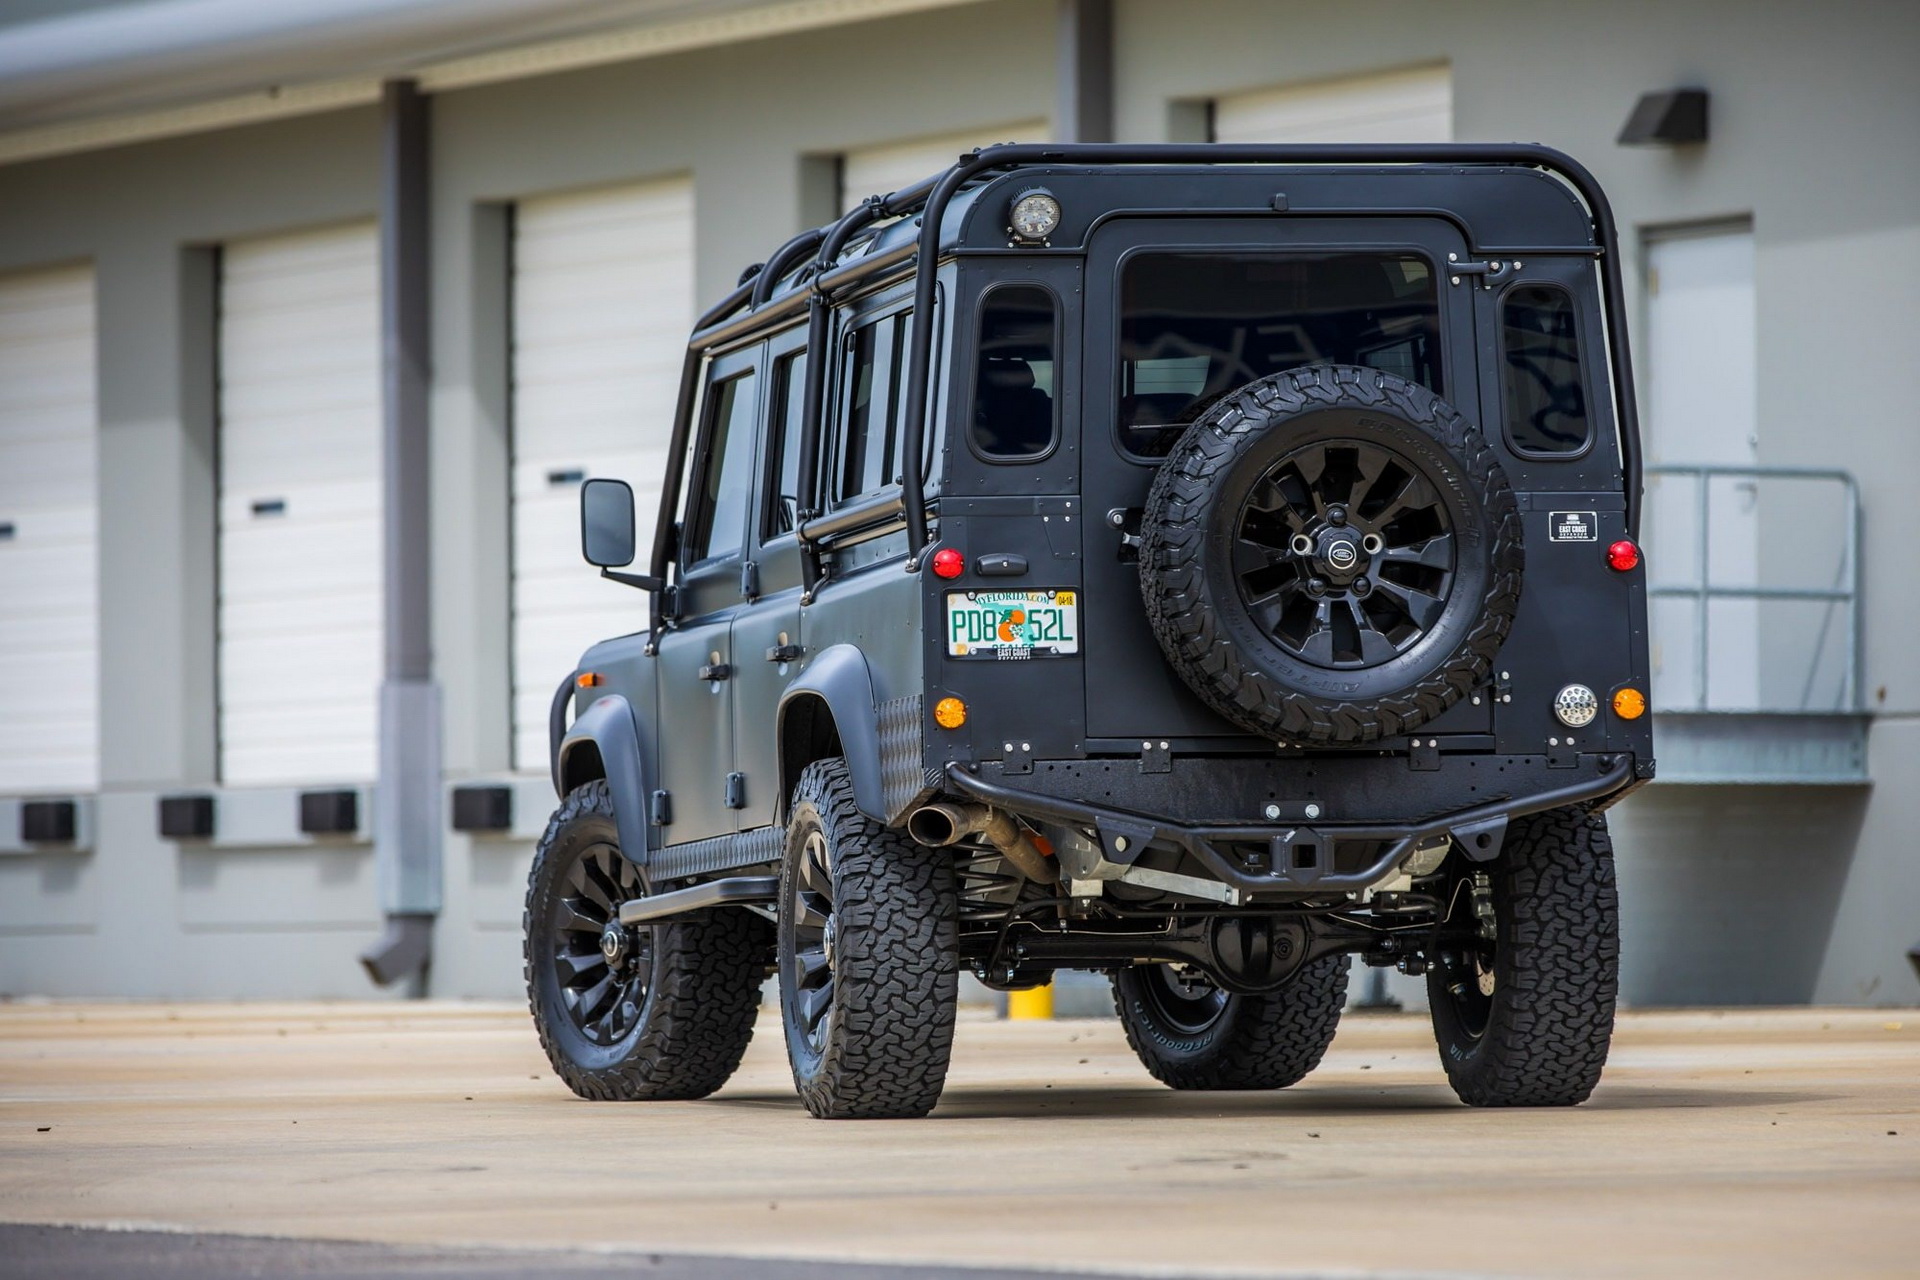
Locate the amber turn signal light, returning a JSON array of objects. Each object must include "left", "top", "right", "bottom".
[
  {"left": 576, "top": 672, "right": 603, "bottom": 688},
  {"left": 933, "top": 697, "right": 967, "bottom": 729},
  {"left": 1612, "top": 687, "right": 1647, "bottom": 719}
]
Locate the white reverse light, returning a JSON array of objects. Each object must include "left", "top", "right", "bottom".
[
  {"left": 1554, "top": 683, "right": 1600, "bottom": 728},
  {"left": 1009, "top": 190, "right": 1061, "bottom": 242}
]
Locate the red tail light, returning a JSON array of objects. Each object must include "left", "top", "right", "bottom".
[
  {"left": 1606, "top": 539, "right": 1640, "bottom": 572},
  {"left": 930, "top": 548, "right": 966, "bottom": 580}
]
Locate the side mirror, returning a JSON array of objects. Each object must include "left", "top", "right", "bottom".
[{"left": 580, "top": 478, "right": 636, "bottom": 568}]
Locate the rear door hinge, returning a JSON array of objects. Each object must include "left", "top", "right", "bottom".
[
  {"left": 724, "top": 772, "right": 747, "bottom": 810},
  {"left": 1445, "top": 254, "right": 1516, "bottom": 289},
  {"left": 650, "top": 789, "right": 673, "bottom": 826}
]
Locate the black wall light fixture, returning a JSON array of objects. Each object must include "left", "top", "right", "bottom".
[{"left": 1618, "top": 89, "right": 1709, "bottom": 146}]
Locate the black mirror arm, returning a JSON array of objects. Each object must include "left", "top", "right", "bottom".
[{"left": 600, "top": 568, "right": 663, "bottom": 592}]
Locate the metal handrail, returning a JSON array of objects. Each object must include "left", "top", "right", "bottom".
[{"left": 1645, "top": 464, "right": 1862, "bottom": 712}]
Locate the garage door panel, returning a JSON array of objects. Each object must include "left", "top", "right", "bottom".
[
  {"left": 840, "top": 120, "right": 1047, "bottom": 213},
  {"left": 510, "top": 178, "right": 692, "bottom": 772},
  {"left": 0, "top": 435, "right": 98, "bottom": 507},
  {"left": 0, "top": 264, "right": 97, "bottom": 794},
  {"left": 1213, "top": 65, "right": 1452, "bottom": 144},
  {"left": 219, "top": 223, "right": 381, "bottom": 786}
]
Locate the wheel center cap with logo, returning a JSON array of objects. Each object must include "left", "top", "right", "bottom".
[{"left": 1326, "top": 540, "right": 1359, "bottom": 570}]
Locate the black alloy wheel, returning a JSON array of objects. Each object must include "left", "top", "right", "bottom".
[
  {"left": 784, "top": 827, "right": 836, "bottom": 1058},
  {"left": 1136, "top": 964, "right": 1231, "bottom": 1036},
  {"left": 1430, "top": 872, "right": 1498, "bottom": 1045},
  {"left": 548, "top": 840, "right": 650, "bottom": 1047},
  {"left": 1235, "top": 439, "right": 1456, "bottom": 669},
  {"left": 525, "top": 779, "right": 770, "bottom": 1101}
]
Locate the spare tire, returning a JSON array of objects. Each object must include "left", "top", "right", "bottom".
[{"left": 1138, "top": 365, "right": 1522, "bottom": 745}]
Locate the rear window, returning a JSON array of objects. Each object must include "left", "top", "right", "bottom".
[
  {"left": 1118, "top": 252, "right": 1443, "bottom": 458},
  {"left": 971, "top": 284, "right": 1057, "bottom": 459},
  {"left": 1501, "top": 284, "right": 1590, "bottom": 455}
]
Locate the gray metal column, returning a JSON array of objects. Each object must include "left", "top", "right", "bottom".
[
  {"left": 1056, "top": 0, "right": 1113, "bottom": 143},
  {"left": 361, "top": 78, "right": 442, "bottom": 990}
]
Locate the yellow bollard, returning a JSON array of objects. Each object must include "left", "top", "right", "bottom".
[{"left": 1007, "top": 981, "right": 1054, "bottom": 1020}]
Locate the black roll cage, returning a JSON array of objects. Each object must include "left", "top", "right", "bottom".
[{"left": 643, "top": 143, "right": 1643, "bottom": 641}]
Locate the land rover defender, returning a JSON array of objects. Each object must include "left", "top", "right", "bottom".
[{"left": 524, "top": 143, "right": 1654, "bottom": 1119}]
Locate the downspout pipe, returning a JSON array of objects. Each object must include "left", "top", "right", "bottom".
[{"left": 360, "top": 78, "right": 442, "bottom": 991}]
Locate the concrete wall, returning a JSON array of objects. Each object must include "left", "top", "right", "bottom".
[{"left": 2, "top": 0, "right": 1917, "bottom": 1003}]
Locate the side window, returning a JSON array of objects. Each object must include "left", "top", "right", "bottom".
[
  {"left": 684, "top": 368, "right": 759, "bottom": 563},
  {"left": 762, "top": 349, "right": 807, "bottom": 538},
  {"left": 971, "top": 285, "right": 1057, "bottom": 459},
  {"left": 835, "top": 310, "right": 910, "bottom": 503},
  {"left": 1501, "top": 284, "right": 1590, "bottom": 455}
]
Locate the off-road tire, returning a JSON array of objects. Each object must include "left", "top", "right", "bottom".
[
  {"left": 1111, "top": 953, "right": 1350, "bottom": 1090},
  {"left": 1138, "top": 364, "right": 1522, "bottom": 745},
  {"left": 1427, "top": 806, "right": 1619, "bottom": 1106},
  {"left": 525, "top": 780, "right": 771, "bottom": 1101},
  {"left": 779, "top": 759, "right": 959, "bottom": 1119}
]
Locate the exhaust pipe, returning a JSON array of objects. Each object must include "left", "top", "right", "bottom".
[{"left": 907, "top": 802, "right": 1057, "bottom": 884}]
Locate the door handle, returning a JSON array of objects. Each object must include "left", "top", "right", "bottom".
[
  {"left": 765, "top": 643, "right": 801, "bottom": 664},
  {"left": 698, "top": 662, "right": 731, "bottom": 682}
]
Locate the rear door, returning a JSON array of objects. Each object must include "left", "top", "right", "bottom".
[
  {"left": 728, "top": 327, "right": 810, "bottom": 831},
  {"left": 1078, "top": 216, "right": 1481, "bottom": 745}
]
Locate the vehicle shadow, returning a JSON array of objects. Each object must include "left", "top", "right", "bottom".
[{"left": 705, "top": 1081, "right": 1828, "bottom": 1121}]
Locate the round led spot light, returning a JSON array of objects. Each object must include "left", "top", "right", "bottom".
[
  {"left": 1554, "top": 683, "right": 1600, "bottom": 729},
  {"left": 1008, "top": 189, "right": 1061, "bottom": 242}
]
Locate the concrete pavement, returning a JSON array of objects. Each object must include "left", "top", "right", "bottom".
[{"left": 1, "top": 1001, "right": 1915, "bottom": 1278}]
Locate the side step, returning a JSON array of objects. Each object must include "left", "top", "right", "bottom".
[{"left": 616, "top": 874, "right": 780, "bottom": 926}]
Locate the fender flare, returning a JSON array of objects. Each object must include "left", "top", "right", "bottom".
[
  {"left": 778, "top": 644, "right": 888, "bottom": 824},
  {"left": 556, "top": 694, "right": 653, "bottom": 868}
]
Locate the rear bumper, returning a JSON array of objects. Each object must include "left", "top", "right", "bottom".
[{"left": 943, "top": 753, "right": 1638, "bottom": 901}]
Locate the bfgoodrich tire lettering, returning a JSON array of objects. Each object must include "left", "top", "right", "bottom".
[
  {"left": 524, "top": 779, "right": 771, "bottom": 1101},
  {"left": 1138, "top": 365, "right": 1523, "bottom": 745},
  {"left": 1112, "top": 954, "right": 1349, "bottom": 1090},
  {"left": 1427, "top": 806, "right": 1619, "bottom": 1106}
]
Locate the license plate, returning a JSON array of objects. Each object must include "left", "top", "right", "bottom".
[{"left": 945, "top": 590, "right": 1079, "bottom": 657}]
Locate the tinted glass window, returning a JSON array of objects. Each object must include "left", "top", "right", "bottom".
[
  {"left": 763, "top": 349, "right": 807, "bottom": 538},
  {"left": 1118, "top": 253, "right": 1442, "bottom": 457},
  {"left": 687, "top": 369, "right": 758, "bottom": 562},
  {"left": 836, "top": 311, "right": 910, "bottom": 502},
  {"left": 972, "top": 285, "right": 1057, "bottom": 458},
  {"left": 1502, "top": 284, "right": 1589, "bottom": 454}
]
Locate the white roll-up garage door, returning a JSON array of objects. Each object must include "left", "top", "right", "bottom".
[
  {"left": 510, "top": 179, "right": 694, "bottom": 771},
  {"left": 840, "top": 120, "right": 1048, "bottom": 213},
  {"left": 1213, "top": 65, "right": 1451, "bottom": 143},
  {"left": 218, "top": 223, "right": 382, "bottom": 786},
  {"left": 0, "top": 265, "right": 98, "bottom": 794}
]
